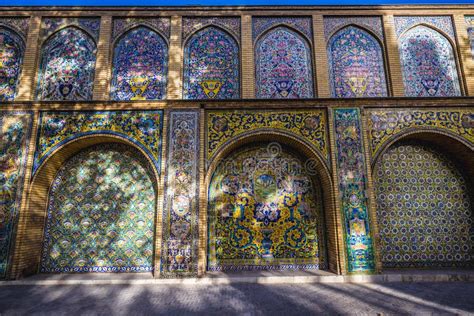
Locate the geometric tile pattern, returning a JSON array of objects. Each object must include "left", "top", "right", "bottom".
[
  {"left": 40, "top": 143, "right": 156, "bottom": 273},
  {"left": 33, "top": 111, "right": 163, "bottom": 176},
  {"left": 374, "top": 141, "right": 473, "bottom": 268},
  {"left": 111, "top": 26, "right": 168, "bottom": 101},
  {"left": 255, "top": 26, "right": 314, "bottom": 98},
  {"left": 161, "top": 111, "right": 200, "bottom": 277},
  {"left": 333, "top": 108, "right": 375, "bottom": 272},
  {"left": 36, "top": 27, "right": 97, "bottom": 101},
  {"left": 367, "top": 109, "right": 474, "bottom": 159},
  {"left": 0, "top": 26, "right": 26, "bottom": 101},
  {"left": 208, "top": 144, "right": 325, "bottom": 271},
  {"left": 0, "top": 111, "right": 33, "bottom": 278},
  {"left": 183, "top": 26, "right": 240, "bottom": 99},
  {"left": 206, "top": 110, "right": 328, "bottom": 165},
  {"left": 327, "top": 25, "right": 388, "bottom": 98}
]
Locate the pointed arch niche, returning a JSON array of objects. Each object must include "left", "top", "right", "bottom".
[
  {"left": 37, "top": 26, "right": 97, "bottom": 101},
  {"left": 111, "top": 26, "right": 168, "bottom": 101}
]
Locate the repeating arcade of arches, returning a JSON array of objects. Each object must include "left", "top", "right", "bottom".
[
  {"left": 24, "top": 128, "right": 474, "bottom": 274},
  {"left": 1, "top": 20, "right": 465, "bottom": 100}
]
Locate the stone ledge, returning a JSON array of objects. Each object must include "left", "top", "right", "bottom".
[{"left": 2, "top": 271, "right": 473, "bottom": 285}]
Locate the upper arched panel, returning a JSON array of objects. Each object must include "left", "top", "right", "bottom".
[
  {"left": 0, "top": 27, "right": 25, "bottom": 101},
  {"left": 255, "top": 26, "right": 314, "bottom": 99},
  {"left": 398, "top": 25, "right": 461, "bottom": 97},
  {"left": 328, "top": 25, "right": 388, "bottom": 98},
  {"left": 111, "top": 26, "right": 168, "bottom": 101},
  {"left": 183, "top": 26, "right": 240, "bottom": 100},
  {"left": 37, "top": 26, "right": 97, "bottom": 101}
]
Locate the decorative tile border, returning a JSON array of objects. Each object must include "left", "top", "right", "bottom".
[
  {"left": 0, "top": 111, "right": 33, "bottom": 278},
  {"left": 182, "top": 17, "right": 240, "bottom": 42},
  {"left": 33, "top": 111, "right": 163, "bottom": 175},
  {"left": 394, "top": 16, "right": 455, "bottom": 41},
  {"left": 40, "top": 17, "right": 101, "bottom": 42},
  {"left": 112, "top": 17, "right": 171, "bottom": 42},
  {"left": 0, "top": 17, "right": 29, "bottom": 39},
  {"left": 323, "top": 16, "right": 384, "bottom": 42},
  {"left": 206, "top": 110, "right": 328, "bottom": 166},
  {"left": 367, "top": 109, "right": 474, "bottom": 159},
  {"left": 161, "top": 111, "right": 200, "bottom": 277},
  {"left": 333, "top": 108, "right": 375, "bottom": 273},
  {"left": 252, "top": 16, "right": 312, "bottom": 41}
]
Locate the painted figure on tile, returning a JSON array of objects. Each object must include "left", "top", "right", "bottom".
[
  {"left": 111, "top": 27, "right": 168, "bottom": 100},
  {"left": 183, "top": 26, "right": 239, "bottom": 99},
  {"left": 255, "top": 26, "right": 314, "bottom": 99},
  {"left": 37, "top": 27, "right": 97, "bottom": 101},
  {"left": 41, "top": 144, "right": 156, "bottom": 273},
  {"left": 208, "top": 145, "right": 325, "bottom": 271},
  {"left": 399, "top": 25, "right": 461, "bottom": 97},
  {"left": 328, "top": 26, "right": 387, "bottom": 98},
  {"left": 0, "top": 27, "right": 25, "bottom": 101}
]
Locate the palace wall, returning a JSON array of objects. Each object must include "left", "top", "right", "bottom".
[{"left": 0, "top": 6, "right": 473, "bottom": 279}]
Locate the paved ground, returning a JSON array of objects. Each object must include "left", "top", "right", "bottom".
[{"left": 0, "top": 282, "right": 474, "bottom": 315}]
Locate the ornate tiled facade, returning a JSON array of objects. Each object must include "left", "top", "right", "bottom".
[
  {"left": 255, "top": 25, "right": 314, "bottom": 98},
  {"left": 395, "top": 16, "right": 461, "bottom": 97},
  {"left": 333, "top": 109, "right": 375, "bottom": 272},
  {"left": 208, "top": 144, "right": 325, "bottom": 271},
  {"left": 111, "top": 26, "right": 168, "bottom": 100},
  {"left": 183, "top": 25, "right": 240, "bottom": 99},
  {"left": 1, "top": 6, "right": 474, "bottom": 280},
  {"left": 37, "top": 24, "right": 98, "bottom": 100},
  {"left": 374, "top": 141, "right": 473, "bottom": 268},
  {"left": 34, "top": 111, "right": 163, "bottom": 174},
  {"left": 0, "top": 112, "right": 32, "bottom": 278},
  {"left": 41, "top": 143, "right": 156, "bottom": 272},
  {"left": 162, "top": 111, "right": 200, "bottom": 277}
]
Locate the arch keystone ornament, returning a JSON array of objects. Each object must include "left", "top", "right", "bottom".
[{"left": 333, "top": 108, "right": 375, "bottom": 273}]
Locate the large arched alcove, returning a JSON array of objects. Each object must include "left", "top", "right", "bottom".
[
  {"left": 205, "top": 134, "right": 340, "bottom": 273},
  {"left": 11, "top": 136, "right": 159, "bottom": 277},
  {"left": 373, "top": 133, "right": 474, "bottom": 269}
]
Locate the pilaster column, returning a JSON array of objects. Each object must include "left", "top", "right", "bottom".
[
  {"left": 92, "top": 16, "right": 112, "bottom": 100},
  {"left": 331, "top": 108, "right": 376, "bottom": 274},
  {"left": 167, "top": 16, "right": 183, "bottom": 100},
  {"left": 241, "top": 15, "right": 255, "bottom": 99},
  {"left": 453, "top": 14, "right": 474, "bottom": 96},
  {"left": 383, "top": 15, "right": 405, "bottom": 97},
  {"left": 313, "top": 15, "right": 331, "bottom": 98},
  {"left": 17, "top": 15, "right": 41, "bottom": 101}
]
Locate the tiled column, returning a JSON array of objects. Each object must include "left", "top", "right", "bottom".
[
  {"left": 332, "top": 108, "right": 376, "bottom": 273},
  {"left": 167, "top": 16, "right": 183, "bottom": 100},
  {"left": 241, "top": 15, "right": 255, "bottom": 99},
  {"left": 313, "top": 15, "right": 331, "bottom": 98},
  {"left": 92, "top": 16, "right": 112, "bottom": 100},
  {"left": 16, "top": 15, "right": 41, "bottom": 101},
  {"left": 383, "top": 15, "right": 405, "bottom": 97},
  {"left": 453, "top": 14, "right": 474, "bottom": 96}
]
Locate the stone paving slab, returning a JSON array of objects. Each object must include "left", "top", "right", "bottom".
[{"left": 0, "top": 282, "right": 474, "bottom": 315}]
